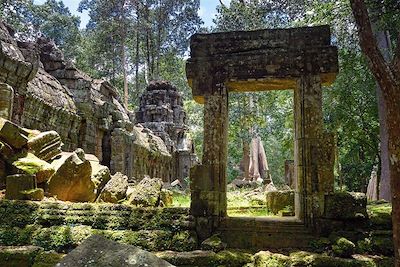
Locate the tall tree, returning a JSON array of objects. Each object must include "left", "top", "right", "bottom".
[{"left": 350, "top": 1, "right": 400, "bottom": 265}]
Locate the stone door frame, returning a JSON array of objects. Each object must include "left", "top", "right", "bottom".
[{"left": 186, "top": 26, "right": 338, "bottom": 240}]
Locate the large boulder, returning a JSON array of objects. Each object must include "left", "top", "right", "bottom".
[
  {"left": 57, "top": 235, "right": 174, "bottom": 267},
  {"left": 265, "top": 190, "right": 294, "bottom": 214},
  {"left": 10, "top": 152, "right": 55, "bottom": 183},
  {"left": 98, "top": 172, "right": 128, "bottom": 203},
  {"left": 48, "top": 149, "right": 96, "bottom": 202},
  {"left": 127, "top": 176, "right": 163, "bottom": 207}
]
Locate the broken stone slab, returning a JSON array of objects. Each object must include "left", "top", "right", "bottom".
[
  {"left": 0, "top": 245, "right": 44, "bottom": 267},
  {"left": 0, "top": 118, "right": 29, "bottom": 149},
  {"left": 0, "top": 83, "right": 13, "bottom": 119},
  {"left": 48, "top": 148, "right": 96, "bottom": 202},
  {"left": 5, "top": 174, "right": 36, "bottom": 200},
  {"left": 27, "top": 130, "right": 62, "bottom": 161},
  {"left": 127, "top": 176, "right": 163, "bottom": 207},
  {"left": 56, "top": 235, "right": 174, "bottom": 267},
  {"left": 98, "top": 172, "right": 128, "bottom": 203},
  {"left": 10, "top": 152, "right": 55, "bottom": 183}
]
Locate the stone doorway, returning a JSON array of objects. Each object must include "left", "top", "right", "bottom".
[
  {"left": 226, "top": 90, "right": 295, "bottom": 218},
  {"left": 186, "top": 25, "right": 339, "bottom": 246}
]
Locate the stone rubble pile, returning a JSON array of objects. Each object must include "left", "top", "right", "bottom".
[{"left": 0, "top": 117, "right": 172, "bottom": 206}]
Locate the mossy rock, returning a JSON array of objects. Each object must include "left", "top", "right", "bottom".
[
  {"left": 201, "top": 234, "right": 226, "bottom": 252},
  {"left": 332, "top": 237, "right": 356, "bottom": 258},
  {"left": 253, "top": 251, "right": 290, "bottom": 267},
  {"left": 32, "top": 251, "right": 64, "bottom": 267}
]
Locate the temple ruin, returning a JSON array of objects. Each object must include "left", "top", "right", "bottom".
[
  {"left": 136, "top": 81, "right": 197, "bottom": 184},
  {"left": 186, "top": 25, "right": 339, "bottom": 246},
  {"left": 0, "top": 21, "right": 193, "bottom": 184}
]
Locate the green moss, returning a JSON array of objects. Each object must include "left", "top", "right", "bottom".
[
  {"left": 253, "top": 251, "right": 290, "bottom": 267},
  {"left": 216, "top": 250, "right": 253, "bottom": 266},
  {"left": 32, "top": 226, "right": 73, "bottom": 252},
  {"left": 32, "top": 251, "right": 64, "bottom": 267},
  {"left": 172, "top": 231, "right": 198, "bottom": 251},
  {"left": 367, "top": 202, "right": 392, "bottom": 229}
]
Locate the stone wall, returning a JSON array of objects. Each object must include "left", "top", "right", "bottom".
[{"left": 0, "top": 21, "right": 173, "bottom": 182}]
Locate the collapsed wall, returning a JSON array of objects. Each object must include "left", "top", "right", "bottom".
[{"left": 0, "top": 21, "right": 173, "bottom": 182}]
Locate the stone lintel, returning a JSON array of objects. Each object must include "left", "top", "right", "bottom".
[
  {"left": 190, "top": 25, "right": 332, "bottom": 57},
  {"left": 187, "top": 46, "right": 338, "bottom": 104}
]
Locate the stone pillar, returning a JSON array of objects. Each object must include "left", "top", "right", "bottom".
[
  {"left": 0, "top": 83, "right": 13, "bottom": 119},
  {"left": 294, "top": 75, "right": 324, "bottom": 225},
  {"left": 190, "top": 84, "right": 228, "bottom": 241}
]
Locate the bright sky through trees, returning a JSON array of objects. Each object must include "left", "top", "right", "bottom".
[{"left": 33, "top": 0, "right": 229, "bottom": 28}]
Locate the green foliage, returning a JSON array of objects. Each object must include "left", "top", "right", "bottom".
[{"left": 0, "top": 0, "right": 81, "bottom": 59}]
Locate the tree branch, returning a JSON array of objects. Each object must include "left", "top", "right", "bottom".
[{"left": 350, "top": 0, "right": 394, "bottom": 86}]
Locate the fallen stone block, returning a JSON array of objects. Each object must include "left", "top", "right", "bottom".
[
  {"left": 27, "top": 130, "right": 62, "bottom": 161},
  {"left": 48, "top": 149, "right": 95, "bottom": 202},
  {"left": 56, "top": 235, "right": 174, "bottom": 267},
  {"left": 0, "top": 118, "right": 29, "bottom": 149},
  {"left": 127, "top": 176, "right": 163, "bottom": 207},
  {"left": 5, "top": 174, "right": 36, "bottom": 200},
  {"left": 11, "top": 152, "right": 55, "bottom": 183},
  {"left": 98, "top": 172, "right": 128, "bottom": 203}
]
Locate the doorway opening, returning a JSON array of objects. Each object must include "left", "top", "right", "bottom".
[{"left": 226, "top": 90, "right": 295, "bottom": 218}]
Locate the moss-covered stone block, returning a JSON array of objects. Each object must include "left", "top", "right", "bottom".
[
  {"left": 201, "top": 234, "right": 226, "bottom": 252},
  {"left": 253, "top": 251, "right": 291, "bottom": 267},
  {"left": 367, "top": 202, "right": 392, "bottom": 230},
  {"left": 32, "top": 251, "right": 64, "bottom": 267},
  {"left": 0, "top": 245, "right": 43, "bottom": 267},
  {"left": 20, "top": 188, "right": 44, "bottom": 201},
  {"left": 332, "top": 237, "right": 355, "bottom": 258},
  {"left": 324, "top": 192, "right": 367, "bottom": 220},
  {"left": 11, "top": 153, "right": 55, "bottom": 183},
  {"left": 5, "top": 174, "right": 36, "bottom": 200}
]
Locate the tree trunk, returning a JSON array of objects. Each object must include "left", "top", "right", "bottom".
[
  {"left": 350, "top": 1, "right": 400, "bottom": 265},
  {"left": 122, "top": 40, "right": 129, "bottom": 109},
  {"left": 374, "top": 30, "right": 392, "bottom": 201},
  {"left": 135, "top": 1, "right": 140, "bottom": 97}
]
